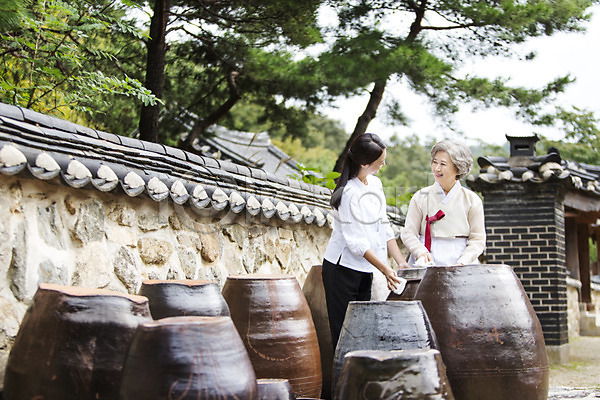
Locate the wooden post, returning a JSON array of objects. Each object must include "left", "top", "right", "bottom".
[
  {"left": 565, "top": 218, "right": 580, "bottom": 280},
  {"left": 577, "top": 223, "right": 591, "bottom": 304},
  {"left": 594, "top": 231, "right": 600, "bottom": 276}
]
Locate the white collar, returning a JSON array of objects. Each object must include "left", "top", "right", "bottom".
[
  {"left": 434, "top": 181, "right": 461, "bottom": 204},
  {"left": 351, "top": 175, "right": 372, "bottom": 187}
]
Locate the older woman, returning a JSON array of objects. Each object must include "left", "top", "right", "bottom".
[{"left": 400, "top": 140, "right": 485, "bottom": 266}]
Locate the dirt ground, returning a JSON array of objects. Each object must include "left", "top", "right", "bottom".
[
  {"left": 550, "top": 336, "right": 600, "bottom": 388},
  {"left": 549, "top": 336, "right": 600, "bottom": 399}
]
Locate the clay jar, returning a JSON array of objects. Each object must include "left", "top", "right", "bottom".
[
  {"left": 386, "top": 267, "right": 427, "bottom": 301},
  {"left": 332, "top": 300, "right": 438, "bottom": 394},
  {"left": 138, "top": 279, "right": 230, "bottom": 319},
  {"left": 301, "top": 265, "right": 333, "bottom": 400},
  {"left": 119, "top": 316, "right": 258, "bottom": 400},
  {"left": 222, "top": 274, "right": 322, "bottom": 399},
  {"left": 335, "top": 349, "right": 455, "bottom": 400},
  {"left": 3, "top": 283, "right": 152, "bottom": 400},
  {"left": 414, "top": 264, "right": 549, "bottom": 400}
]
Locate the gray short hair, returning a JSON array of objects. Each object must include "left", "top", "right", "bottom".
[{"left": 431, "top": 140, "right": 473, "bottom": 180}]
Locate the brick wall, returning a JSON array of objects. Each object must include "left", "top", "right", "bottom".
[{"left": 476, "top": 181, "right": 568, "bottom": 346}]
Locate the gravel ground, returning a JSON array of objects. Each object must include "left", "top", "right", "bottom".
[{"left": 549, "top": 336, "right": 600, "bottom": 399}]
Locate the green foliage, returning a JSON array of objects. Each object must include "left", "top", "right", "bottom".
[
  {"left": 0, "top": 0, "right": 159, "bottom": 119},
  {"left": 0, "top": 0, "right": 30, "bottom": 30},
  {"left": 453, "top": 75, "right": 574, "bottom": 120},
  {"left": 469, "top": 139, "right": 510, "bottom": 161},
  {"left": 72, "top": 71, "right": 158, "bottom": 110},
  {"left": 305, "top": 116, "right": 348, "bottom": 153},
  {"left": 326, "top": 0, "right": 597, "bottom": 140},
  {"left": 540, "top": 138, "right": 600, "bottom": 165},
  {"left": 378, "top": 134, "right": 434, "bottom": 210},
  {"left": 537, "top": 106, "right": 600, "bottom": 164},
  {"left": 148, "top": 0, "right": 326, "bottom": 144},
  {"left": 218, "top": 100, "right": 349, "bottom": 172},
  {"left": 288, "top": 163, "right": 340, "bottom": 190},
  {"left": 271, "top": 122, "right": 341, "bottom": 174},
  {"left": 271, "top": 113, "right": 347, "bottom": 189}
]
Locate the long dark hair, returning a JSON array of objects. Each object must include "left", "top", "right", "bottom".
[{"left": 330, "top": 133, "right": 386, "bottom": 209}]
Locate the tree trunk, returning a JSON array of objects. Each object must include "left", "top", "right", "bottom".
[
  {"left": 333, "top": 2, "right": 425, "bottom": 173},
  {"left": 334, "top": 79, "right": 387, "bottom": 172},
  {"left": 180, "top": 71, "right": 242, "bottom": 151},
  {"left": 138, "top": 0, "right": 171, "bottom": 143}
]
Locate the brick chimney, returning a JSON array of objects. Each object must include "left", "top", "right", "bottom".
[
  {"left": 507, "top": 134, "right": 538, "bottom": 157},
  {"left": 506, "top": 134, "right": 539, "bottom": 169}
]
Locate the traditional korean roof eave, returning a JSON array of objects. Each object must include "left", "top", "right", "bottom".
[
  {"left": 198, "top": 125, "right": 299, "bottom": 176},
  {"left": 467, "top": 150, "right": 600, "bottom": 200},
  {"left": 0, "top": 102, "right": 405, "bottom": 228}
]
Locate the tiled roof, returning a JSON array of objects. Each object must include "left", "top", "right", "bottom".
[
  {"left": 0, "top": 102, "right": 405, "bottom": 228},
  {"left": 198, "top": 125, "right": 300, "bottom": 178},
  {"left": 468, "top": 148, "right": 600, "bottom": 197},
  {"left": 0, "top": 102, "right": 333, "bottom": 226}
]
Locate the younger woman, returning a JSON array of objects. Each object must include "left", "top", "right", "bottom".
[{"left": 322, "top": 133, "right": 408, "bottom": 348}]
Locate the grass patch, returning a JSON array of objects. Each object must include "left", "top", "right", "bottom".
[{"left": 550, "top": 361, "right": 588, "bottom": 372}]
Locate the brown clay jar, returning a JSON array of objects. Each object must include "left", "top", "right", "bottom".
[
  {"left": 119, "top": 316, "right": 258, "bottom": 399},
  {"left": 3, "top": 283, "right": 152, "bottom": 400},
  {"left": 302, "top": 265, "right": 334, "bottom": 400},
  {"left": 139, "top": 279, "right": 230, "bottom": 319},
  {"left": 223, "top": 274, "right": 322, "bottom": 398},
  {"left": 335, "top": 349, "right": 455, "bottom": 400},
  {"left": 332, "top": 300, "right": 439, "bottom": 394},
  {"left": 414, "top": 264, "right": 549, "bottom": 400}
]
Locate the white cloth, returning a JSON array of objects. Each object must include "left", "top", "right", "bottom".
[
  {"left": 408, "top": 236, "right": 468, "bottom": 266},
  {"left": 324, "top": 175, "right": 395, "bottom": 273}
]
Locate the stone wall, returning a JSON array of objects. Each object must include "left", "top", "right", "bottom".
[
  {"left": 566, "top": 277, "right": 600, "bottom": 339},
  {"left": 0, "top": 175, "right": 331, "bottom": 382},
  {"left": 567, "top": 278, "right": 581, "bottom": 338}
]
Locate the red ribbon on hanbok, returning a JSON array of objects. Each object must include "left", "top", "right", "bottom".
[{"left": 425, "top": 210, "right": 445, "bottom": 252}]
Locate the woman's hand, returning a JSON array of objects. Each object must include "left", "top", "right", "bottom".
[
  {"left": 396, "top": 258, "right": 410, "bottom": 270},
  {"left": 414, "top": 252, "right": 433, "bottom": 267},
  {"left": 363, "top": 248, "right": 404, "bottom": 291},
  {"left": 418, "top": 253, "right": 432, "bottom": 264},
  {"left": 382, "top": 266, "right": 404, "bottom": 292}
]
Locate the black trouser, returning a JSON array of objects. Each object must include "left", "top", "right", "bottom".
[{"left": 321, "top": 258, "right": 372, "bottom": 350}]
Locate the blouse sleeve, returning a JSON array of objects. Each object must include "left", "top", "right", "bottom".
[
  {"left": 400, "top": 192, "right": 428, "bottom": 259},
  {"left": 456, "top": 194, "right": 486, "bottom": 265},
  {"left": 338, "top": 185, "right": 371, "bottom": 257}
]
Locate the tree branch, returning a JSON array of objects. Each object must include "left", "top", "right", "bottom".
[{"left": 180, "top": 70, "right": 242, "bottom": 150}]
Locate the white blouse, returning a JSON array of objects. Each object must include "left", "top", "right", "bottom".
[{"left": 324, "top": 175, "right": 395, "bottom": 273}]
